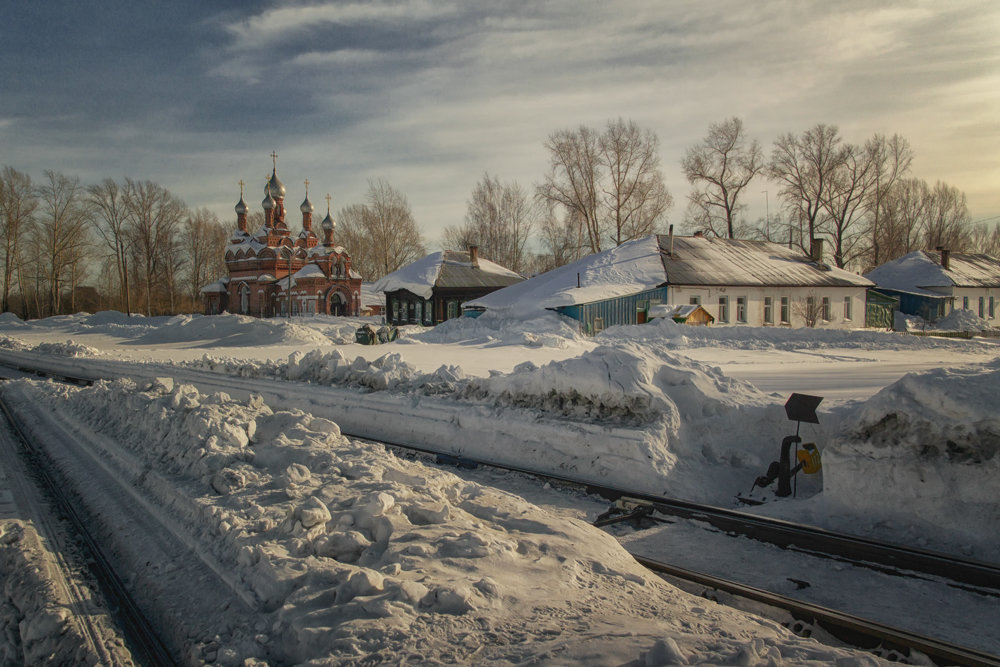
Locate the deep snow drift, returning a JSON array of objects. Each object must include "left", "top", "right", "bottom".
[{"left": 3, "top": 378, "right": 877, "bottom": 665}]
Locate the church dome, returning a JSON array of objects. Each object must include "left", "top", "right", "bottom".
[
  {"left": 300, "top": 196, "right": 314, "bottom": 214},
  {"left": 321, "top": 211, "right": 335, "bottom": 231},
  {"left": 268, "top": 169, "right": 286, "bottom": 199},
  {"left": 262, "top": 184, "right": 275, "bottom": 210},
  {"left": 235, "top": 196, "right": 248, "bottom": 215}
]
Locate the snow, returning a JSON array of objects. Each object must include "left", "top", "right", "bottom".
[
  {"left": 467, "top": 235, "right": 667, "bottom": 315},
  {"left": 373, "top": 250, "right": 523, "bottom": 300},
  {"left": 0, "top": 309, "right": 997, "bottom": 663}
]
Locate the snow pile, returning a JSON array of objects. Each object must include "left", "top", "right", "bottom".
[
  {"left": 933, "top": 308, "right": 993, "bottom": 332},
  {"left": 599, "top": 316, "right": 990, "bottom": 351},
  {"left": 0, "top": 313, "right": 24, "bottom": 327},
  {"left": 465, "top": 342, "right": 767, "bottom": 425},
  {"left": 0, "top": 336, "right": 29, "bottom": 352},
  {"left": 407, "top": 310, "right": 583, "bottom": 348},
  {"left": 0, "top": 522, "right": 119, "bottom": 664},
  {"left": 825, "top": 358, "right": 1000, "bottom": 553},
  {"left": 6, "top": 379, "right": 868, "bottom": 664},
  {"left": 132, "top": 313, "right": 332, "bottom": 347},
  {"left": 33, "top": 339, "right": 101, "bottom": 357}
]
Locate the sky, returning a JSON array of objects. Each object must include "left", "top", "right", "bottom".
[{"left": 4, "top": 0, "right": 1000, "bottom": 247}]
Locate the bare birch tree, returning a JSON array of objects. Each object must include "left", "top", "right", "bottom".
[
  {"left": 337, "top": 179, "right": 424, "bottom": 281},
  {"left": 443, "top": 172, "right": 536, "bottom": 273},
  {"left": 35, "top": 170, "right": 91, "bottom": 316},
  {"left": 600, "top": 118, "right": 672, "bottom": 246},
  {"left": 769, "top": 124, "right": 847, "bottom": 251},
  {"left": 0, "top": 167, "right": 37, "bottom": 314},
  {"left": 863, "top": 134, "right": 913, "bottom": 268},
  {"left": 681, "top": 117, "right": 763, "bottom": 239},
  {"left": 923, "top": 181, "right": 972, "bottom": 251},
  {"left": 88, "top": 178, "right": 133, "bottom": 314},
  {"left": 186, "top": 208, "right": 228, "bottom": 304},
  {"left": 125, "top": 179, "right": 186, "bottom": 315},
  {"left": 538, "top": 119, "right": 671, "bottom": 254}
]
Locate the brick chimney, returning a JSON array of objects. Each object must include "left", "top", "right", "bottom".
[
  {"left": 936, "top": 246, "right": 951, "bottom": 270},
  {"left": 469, "top": 245, "right": 479, "bottom": 268},
  {"left": 810, "top": 237, "right": 825, "bottom": 264}
]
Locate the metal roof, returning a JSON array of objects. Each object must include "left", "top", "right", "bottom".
[
  {"left": 865, "top": 250, "right": 1000, "bottom": 291},
  {"left": 657, "top": 236, "right": 873, "bottom": 288},
  {"left": 434, "top": 251, "right": 524, "bottom": 290}
]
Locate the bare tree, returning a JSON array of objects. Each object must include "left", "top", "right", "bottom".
[
  {"left": 922, "top": 181, "right": 972, "bottom": 252},
  {"left": 970, "top": 221, "right": 1000, "bottom": 257},
  {"left": 537, "top": 125, "right": 602, "bottom": 254},
  {"left": 600, "top": 118, "right": 672, "bottom": 246},
  {"left": 870, "top": 177, "right": 929, "bottom": 268},
  {"left": 822, "top": 142, "right": 877, "bottom": 268},
  {"left": 337, "top": 179, "right": 425, "bottom": 281},
  {"left": 88, "top": 178, "right": 133, "bottom": 314},
  {"left": 443, "top": 172, "right": 536, "bottom": 273},
  {"left": 681, "top": 117, "right": 763, "bottom": 239},
  {"left": 529, "top": 206, "right": 580, "bottom": 274},
  {"left": 0, "top": 166, "right": 37, "bottom": 314},
  {"left": 863, "top": 134, "right": 913, "bottom": 268},
  {"left": 538, "top": 119, "right": 671, "bottom": 254},
  {"left": 34, "top": 170, "right": 91, "bottom": 316},
  {"left": 125, "top": 179, "right": 186, "bottom": 315},
  {"left": 186, "top": 208, "right": 228, "bottom": 304},
  {"left": 769, "top": 124, "right": 848, "bottom": 251}
]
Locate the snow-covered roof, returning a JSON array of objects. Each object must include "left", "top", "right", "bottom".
[
  {"left": 293, "top": 263, "right": 328, "bottom": 280},
  {"left": 648, "top": 304, "right": 712, "bottom": 321},
  {"left": 865, "top": 250, "right": 1000, "bottom": 292},
  {"left": 361, "top": 282, "right": 385, "bottom": 308},
  {"left": 199, "top": 279, "right": 228, "bottom": 294},
  {"left": 373, "top": 250, "right": 523, "bottom": 300},
  {"left": 467, "top": 235, "right": 873, "bottom": 317}
]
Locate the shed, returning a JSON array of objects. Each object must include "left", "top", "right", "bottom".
[{"left": 648, "top": 304, "right": 715, "bottom": 325}]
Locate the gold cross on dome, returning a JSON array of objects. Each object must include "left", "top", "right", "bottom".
[
  {"left": 271, "top": 151, "right": 278, "bottom": 169},
  {"left": 238, "top": 179, "right": 245, "bottom": 196},
  {"left": 304, "top": 179, "right": 310, "bottom": 196},
  {"left": 325, "top": 193, "right": 332, "bottom": 212}
]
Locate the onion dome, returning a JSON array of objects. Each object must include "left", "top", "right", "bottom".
[
  {"left": 268, "top": 168, "right": 286, "bottom": 199},
  {"left": 262, "top": 184, "right": 275, "bottom": 210},
  {"left": 235, "top": 196, "right": 248, "bottom": 215},
  {"left": 300, "top": 195, "right": 314, "bottom": 214},
  {"left": 321, "top": 211, "right": 335, "bottom": 231}
]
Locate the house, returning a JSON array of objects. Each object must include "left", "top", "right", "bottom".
[
  {"left": 375, "top": 246, "right": 524, "bottom": 326},
  {"left": 648, "top": 304, "right": 714, "bottom": 325},
  {"left": 465, "top": 232, "right": 873, "bottom": 334},
  {"left": 360, "top": 283, "right": 385, "bottom": 317},
  {"left": 864, "top": 249, "right": 1000, "bottom": 324},
  {"left": 201, "top": 158, "right": 363, "bottom": 318}
]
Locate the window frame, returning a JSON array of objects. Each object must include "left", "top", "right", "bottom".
[
  {"left": 763, "top": 296, "right": 773, "bottom": 325},
  {"left": 718, "top": 295, "right": 729, "bottom": 323}
]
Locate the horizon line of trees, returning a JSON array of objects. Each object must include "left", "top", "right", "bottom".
[{"left": 3, "top": 117, "right": 998, "bottom": 319}]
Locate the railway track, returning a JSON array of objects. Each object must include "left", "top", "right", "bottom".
[
  {"left": 0, "top": 390, "right": 176, "bottom": 666},
  {"left": 5, "top": 360, "right": 1000, "bottom": 665}
]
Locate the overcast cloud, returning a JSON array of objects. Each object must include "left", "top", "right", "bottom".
[{"left": 3, "top": 1, "right": 999, "bottom": 245}]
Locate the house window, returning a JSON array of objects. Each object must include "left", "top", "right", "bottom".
[
  {"left": 718, "top": 296, "right": 729, "bottom": 323},
  {"left": 821, "top": 297, "right": 831, "bottom": 321},
  {"left": 736, "top": 296, "right": 747, "bottom": 323},
  {"left": 979, "top": 296, "right": 985, "bottom": 318},
  {"left": 780, "top": 296, "right": 790, "bottom": 324},
  {"left": 844, "top": 296, "right": 852, "bottom": 321},
  {"left": 689, "top": 296, "right": 701, "bottom": 305},
  {"left": 963, "top": 296, "right": 969, "bottom": 310},
  {"left": 764, "top": 297, "right": 773, "bottom": 324},
  {"left": 415, "top": 300, "right": 423, "bottom": 323},
  {"left": 990, "top": 296, "right": 995, "bottom": 319}
]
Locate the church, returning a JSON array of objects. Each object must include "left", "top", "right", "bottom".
[{"left": 201, "top": 156, "right": 363, "bottom": 318}]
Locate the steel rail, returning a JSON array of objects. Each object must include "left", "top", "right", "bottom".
[
  {"left": 634, "top": 554, "right": 1000, "bottom": 667},
  {"left": 0, "top": 394, "right": 177, "bottom": 667}
]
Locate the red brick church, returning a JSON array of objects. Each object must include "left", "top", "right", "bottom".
[{"left": 201, "top": 156, "right": 362, "bottom": 317}]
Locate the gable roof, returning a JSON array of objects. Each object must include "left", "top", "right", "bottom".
[
  {"left": 373, "top": 250, "right": 523, "bottom": 300},
  {"left": 660, "top": 236, "right": 871, "bottom": 288},
  {"left": 865, "top": 250, "right": 1000, "bottom": 292},
  {"left": 466, "top": 234, "right": 872, "bottom": 317}
]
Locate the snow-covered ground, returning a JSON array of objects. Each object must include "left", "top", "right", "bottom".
[{"left": 0, "top": 310, "right": 997, "bottom": 664}]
